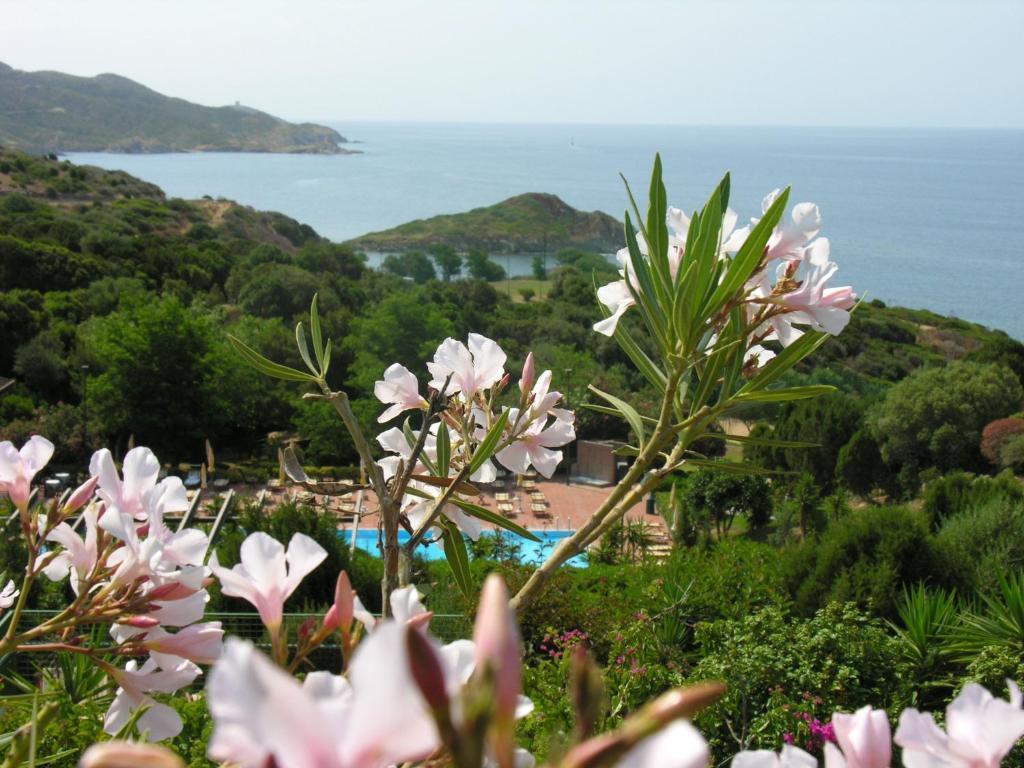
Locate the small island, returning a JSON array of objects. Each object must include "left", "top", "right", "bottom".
[
  {"left": 0, "top": 62, "right": 352, "bottom": 155},
  {"left": 346, "top": 192, "right": 623, "bottom": 253}
]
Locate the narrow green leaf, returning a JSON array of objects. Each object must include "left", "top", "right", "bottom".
[
  {"left": 582, "top": 403, "right": 658, "bottom": 424},
  {"left": 733, "top": 384, "right": 836, "bottom": 403},
  {"left": 403, "top": 418, "right": 438, "bottom": 475},
  {"left": 310, "top": 293, "right": 325, "bottom": 371},
  {"left": 450, "top": 498, "right": 542, "bottom": 541},
  {"left": 589, "top": 385, "right": 646, "bottom": 447},
  {"left": 697, "top": 432, "right": 821, "bottom": 449},
  {"left": 435, "top": 421, "right": 451, "bottom": 478},
  {"left": 227, "top": 336, "right": 319, "bottom": 383},
  {"left": 441, "top": 520, "right": 473, "bottom": 598},
  {"left": 469, "top": 409, "right": 510, "bottom": 474},
  {"left": 295, "top": 322, "right": 319, "bottom": 375},
  {"left": 682, "top": 459, "right": 787, "bottom": 476},
  {"left": 645, "top": 154, "right": 672, "bottom": 291},
  {"left": 321, "top": 339, "right": 332, "bottom": 378},
  {"left": 613, "top": 325, "right": 668, "bottom": 390}
]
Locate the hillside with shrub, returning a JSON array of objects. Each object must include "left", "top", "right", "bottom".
[{"left": 0, "top": 61, "right": 349, "bottom": 154}]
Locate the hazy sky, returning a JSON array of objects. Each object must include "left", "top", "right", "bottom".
[{"left": 2, "top": 0, "right": 1022, "bottom": 128}]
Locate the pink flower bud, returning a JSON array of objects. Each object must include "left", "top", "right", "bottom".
[
  {"left": 405, "top": 624, "right": 450, "bottom": 714},
  {"left": 472, "top": 573, "right": 521, "bottom": 721},
  {"left": 123, "top": 615, "right": 161, "bottom": 629},
  {"left": 64, "top": 475, "right": 99, "bottom": 515},
  {"left": 335, "top": 571, "right": 354, "bottom": 630},
  {"left": 298, "top": 616, "right": 317, "bottom": 643},
  {"left": 79, "top": 741, "right": 185, "bottom": 768},
  {"left": 520, "top": 352, "right": 535, "bottom": 395},
  {"left": 322, "top": 604, "right": 339, "bottom": 631},
  {"left": 407, "top": 610, "right": 433, "bottom": 631},
  {"left": 146, "top": 582, "right": 197, "bottom": 602}
]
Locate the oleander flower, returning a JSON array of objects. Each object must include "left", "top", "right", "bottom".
[
  {"left": 116, "top": 622, "right": 224, "bottom": 668},
  {"left": 42, "top": 504, "right": 99, "bottom": 594},
  {"left": 617, "top": 719, "right": 710, "bottom": 768},
  {"left": 732, "top": 745, "right": 818, "bottom": 768},
  {"left": 210, "top": 531, "right": 327, "bottom": 630},
  {"left": 825, "top": 706, "right": 891, "bottom": 768},
  {"left": 751, "top": 239, "right": 856, "bottom": 347},
  {"left": 428, "top": 333, "right": 507, "bottom": 401},
  {"left": 895, "top": 680, "right": 1024, "bottom": 768},
  {"left": 0, "top": 435, "right": 54, "bottom": 511},
  {"left": 374, "top": 362, "right": 429, "bottom": 423},
  {"left": 496, "top": 408, "right": 575, "bottom": 478},
  {"left": 90, "top": 447, "right": 161, "bottom": 521},
  {"left": 0, "top": 579, "right": 19, "bottom": 611},
  {"left": 103, "top": 657, "right": 201, "bottom": 741},
  {"left": 757, "top": 189, "right": 823, "bottom": 262}
]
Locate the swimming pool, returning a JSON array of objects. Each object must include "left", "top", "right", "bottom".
[{"left": 344, "top": 528, "right": 588, "bottom": 568}]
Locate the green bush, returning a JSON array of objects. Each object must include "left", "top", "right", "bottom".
[
  {"left": 783, "top": 505, "right": 945, "bottom": 618},
  {"left": 922, "top": 469, "right": 1023, "bottom": 530},
  {"left": 935, "top": 498, "right": 1024, "bottom": 593},
  {"left": 690, "top": 602, "right": 901, "bottom": 760}
]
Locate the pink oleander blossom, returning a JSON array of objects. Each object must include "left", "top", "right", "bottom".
[
  {"left": 895, "top": 680, "right": 1024, "bottom": 768},
  {"left": 210, "top": 532, "right": 326, "bottom": 630},
  {"left": 496, "top": 409, "right": 575, "bottom": 478},
  {"left": 428, "top": 333, "right": 507, "bottom": 401},
  {"left": 0, "top": 435, "right": 54, "bottom": 511},
  {"left": 617, "top": 720, "right": 710, "bottom": 768},
  {"left": 757, "top": 190, "right": 823, "bottom": 262},
  {"left": 104, "top": 658, "right": 201, "bottom": 741},
  {"left": 90, "top": 447, "right": 161, "bottom": 521},
  {"left": 824, "top": 706, "right": 891, "bottom": 768},
  {"left": 374, "top": 363, "right": 429, "bottom": 423},
  {"left": 42, "top": 505, "right": 99, "bottom": 594}
]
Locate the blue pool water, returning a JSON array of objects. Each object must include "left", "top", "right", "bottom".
[{"left": 345, "top": 528, "right": 588, "bottom": 568}]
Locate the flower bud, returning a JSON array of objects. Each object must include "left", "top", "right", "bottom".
[
  {"left": 519, "top": 352, "right": 535, "bottom": 395},
  {"left": 335, "top": 571, "right": 354, "bottom": 631},
  {"left": 122, "top": 615, "right": 161, "bottom": 629},
  {"left": 146, "top": 582, "right": 197, "bottom": 602},
  {"left": 79, "top": 741, "right": 184, "bottom": 768},
  {"left": 405, "top": 624, "right": 450, "bottom": 715},
  {"left": 63, "top": 475, "right": 99, "bottom": 515},
  {"left": 322, "top": 604, "right": 339, "bottom": 631},
  {"left": 407, "top": 610, "right": 434, "bottom": 631},
  {"left": 298, "top": 616, "right": 317, "bottom": 643},
  {"left": 832, "top": 706, "right": 891, "bottom": 768},
  {"left": 472, "top": 573, "right": 521, "bottom": 722}
]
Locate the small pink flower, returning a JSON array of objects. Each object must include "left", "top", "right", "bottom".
[
  {"left": 496, "top": 410, "right": 575, "bottom": 478},
  {"left": 90, "top": 447, "right": 161, "bottom": 521},
  {"left": 0, "top": 579, "right": 19, "bottom": 611},
  {"left": 104, "top": 658, "right": 201, "bottom": 741},
  {"left": 139, "top": 622, "right": 224, "bottom": 667},
  {"left": 0, "top": 435, "right": 54, "bottom": 511},
  {"left": 732, "top": 744, "right": 817, "bottom": 768},
  {"left": 210, "top": 532, "right": 326, "bottom": 630},
  {"left": 374, "top": 363, "right": 428, "bottom": 423}
]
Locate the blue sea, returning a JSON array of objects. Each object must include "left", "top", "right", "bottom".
[{"left": 68, "top": 123, "right": 1024, "bottom": 339}]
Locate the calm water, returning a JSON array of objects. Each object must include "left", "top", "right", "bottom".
[
  {"left": 68, "top": 123, "right": 1024, "bottom": 338},
  {"left": 346, "top": 527, "right": 587, "bottom": 568}
]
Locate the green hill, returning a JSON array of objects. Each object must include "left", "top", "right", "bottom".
[
  {"left": 347, "top": 193, "right": 623, "bottom": 253},
  {"left": 0, "top": 61, "right": 350, "bottom": 154}
]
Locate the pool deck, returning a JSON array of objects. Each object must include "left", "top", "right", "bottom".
[{"left": 264, "top": 477, "right": 666, "bottom": 537}]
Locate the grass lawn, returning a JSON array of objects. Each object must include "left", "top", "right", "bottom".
[{"left": 490, "top": 277, "right": 554, "bottom": 302}]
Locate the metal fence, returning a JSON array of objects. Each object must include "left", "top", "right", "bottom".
[{"left": 10, "top": 610, "right": 473, "bottom": 684}]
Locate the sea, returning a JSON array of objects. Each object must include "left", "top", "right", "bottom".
[{"left": 67, "top": 122, "right": 1024, "bottom": 339}]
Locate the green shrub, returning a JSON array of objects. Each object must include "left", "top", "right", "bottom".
[
  {"left": 783, "top": 506, "right": 945, "bottom": 618},
  {"left": 922, "top": 469, "right": 1023, "bottom": 529},
  {"left": 934, "top": 497, "right": 1024, "bottom": 594},
  {"left": 690, "top": 603, "right": 901, "bottom": 760}
]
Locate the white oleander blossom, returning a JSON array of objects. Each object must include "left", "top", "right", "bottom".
[
  {"left": 495, "top": 407, "right": 575, "bottom": 478},
  {"left": 732, "top": 745, "right": 818, "bottom": 768},
  {"left": 593, "top": 205, "right": 749, "bottom": 337},
  {"left": 0, "top": 435, "right": 54, "bottom": 511},
  {"left": 0, "top": 579, "right": 19, "bottom": 611}
]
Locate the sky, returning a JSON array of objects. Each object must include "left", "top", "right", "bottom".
[{"left": 1, "top": 0, "right": 1022, "bottom": 128}]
